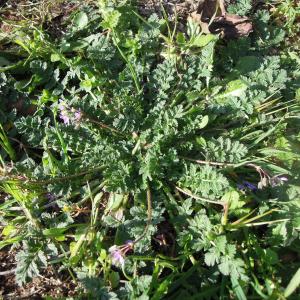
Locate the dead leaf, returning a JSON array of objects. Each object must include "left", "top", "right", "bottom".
[
  {"left": 210, "top": 14, "right": 253, "bottom": 38},
  {"left": 191, "top": 0, "right": 253, "bottom": 38},
  {"left": 197, "top": 0, "right": 224, "bottom": 21},
  {"left": 191, "top": 11, "right": 210, "bottom": 34}
]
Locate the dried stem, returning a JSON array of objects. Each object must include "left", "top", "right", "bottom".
[
  {"left": 1, "top": 166, "right": 105, "bottom": 185},
  {"left": 175, "top": 185, "right": 224, "bottom": 206},
  {"left": 180, "top": 156, "right": 235, "bottom": 167}
]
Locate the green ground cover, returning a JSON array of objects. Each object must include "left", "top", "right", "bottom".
[{"left": 0, "top": 0, "right": 300, "bottom": 299}]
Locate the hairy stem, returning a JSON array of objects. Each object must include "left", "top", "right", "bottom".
[
  {"left": 175, "top": 185, "right": 224, "bottom": 206},
  {"left": 133, "top": 187, "right": 152, "bottom": 245},
  {"left": 2, "top": 166, "right": 105, "bottom": 185},
  {"left": 88, "top": 118, "right": 123, "bottom": 135}
]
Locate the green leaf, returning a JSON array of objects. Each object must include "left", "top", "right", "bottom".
[
  {"left": 219, "top": 259, "right": 231, "bottom": 275},
  {"left": 50, "top": 53, "right": 61, "bottom": 62},
  {"left": 199, "top": 115, "right": 209, "bottom": 129},
  {"left": 152, "top": 273, "right": 175, "bottom": 300},
  {"left": 179, "top": 165, "right": 229, "bottom": 199},
  {"left": 0, "top": 56, "right": 11, "bottom": 66},
  {"left": 296, "top": 88, "right": 300, "bottom": 101},
  {"left": 14, "top": 78, "right": 33, "bottom": 91},
  {"left": 0, "top": 236, "right": 24, "bottom": 249},
  {"left": 106, "top": 193, "right": 125, "bottom": 211},
  {"left": 191, "top": 34, "right": 217, "bottom": 48},
  {"left": 216, "top": 79, "right": 248, "bottom": 99},
  {"left": 236, "top": 56, "right": 263, "bottom": 74},
  {"left": 16, "top": 249, "right": 47, "bottom": 284},
  {"left": 221, "top": 191, "right": 241, "bottom": 210},
  {"left": 204, "top": 137, "right": 248, "bottom": 163},
  {"left": 284, "top": 268, "right": 300, "bottom": 298},
  {"left": 205, "top": 251, "right": 218, "bottom": 266},
  {"left": 2, "top": 224, "right": 16, "bottom": 236},
  {"left": 101, "top": 11, "right": 121, "bottom": 30},
  {"left": 108, "top": 271, "right": 120, "bottom": 289},
  {"left": 74, "top": 12, "right": 89, "bottom": 29},
  {"left": 176, "top": 32, "right": 186, "bottom": 45},
  {"left": 231, "top": 277, "right": 247, "bottom": 300},
  {"left": 43, "top": 227, "right": 68, "bottom": 237}
]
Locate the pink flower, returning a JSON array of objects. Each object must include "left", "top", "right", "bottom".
[
  {"left": 74, "top": 110, "right": 83, "bottom": 122},
  {"left": 58, "top": 102, "right": 70, "bottom": 125},
  {"left": 108, "top": 240, "right": 134, "bottom": 267},
  {"left": 58, "top": 101, "right": 82, "bottom": 126},
  {"left": 109, "top": 246, "right": 125, "bottom": 266},
  {"left": 270, "top": 175, "right": 288, "bottom": 187}
]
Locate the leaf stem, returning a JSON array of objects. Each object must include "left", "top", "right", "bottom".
[
  {"left": 180, "top": 156, "right": 235, "bottom": 167},
  {"left": 240, "top": 219, "right": 289, "bottom": 227},
  {"left": 2, "top": 166, "right": 105, "bottom": 185},
  {"left": 112, "top": 31, "right": 141, "bottom": 94},
  {"left": 133, "top": 187, "right": 152, "bottom": 245},
  {"left": 175, "top": 186, "right": 224, "bottom": 206},
  {"left": 88, "top": 118, "right": 123, "bottom": 135}
]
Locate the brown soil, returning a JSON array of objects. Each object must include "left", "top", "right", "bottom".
[
  {"left": 0, "top": 0, "right": 79, "bottom": 39},
  {"left": 138, "top": 0, "right": 199, "bottom": 19},
  {"left": 0, "top": 250, "right": 16, "bottom": 298},
  {"left": 0, "top": 250, "right": 77, "bottom": 299},
  {"left": 138, "top": 0, "right": 253, "bottom": 38}
]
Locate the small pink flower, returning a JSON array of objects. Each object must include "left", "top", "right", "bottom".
[
  {"left": 109, "top": 246, "right": 125, "bottom": 266},
  {"left": 74, "top": 110, "right": 83, "bottom": 122},
  {"left": 108, "top": 240, "right": 134, "bottom": 267},
  {"left": 58, "top": 101, "right": 82, "bottom": 126},
  {"left": 58, "top": 102, "right": 70, "bottom": 125},
  {"left": 270, "top": 175, "right": 288, "bottom": 187}
]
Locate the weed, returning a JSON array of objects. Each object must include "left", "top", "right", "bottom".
[{"left": 0, "top": 0, "right": 300, "bottom": 299}]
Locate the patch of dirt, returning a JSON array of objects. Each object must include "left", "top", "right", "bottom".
[
  {"left": 138, "top": 0, "right": 199, "bottom": 20},
  {"left": 0, "top": 250, "right": 78, "bottom": 299},
  {"left": 0, "top": 0, "right": 79, "bottom": 40},
  {"left": 138, "top": 0, "right": 253, "bottom": 38},
  {"left": 0, "top": 250, "right": 17, "bottom": 297}
]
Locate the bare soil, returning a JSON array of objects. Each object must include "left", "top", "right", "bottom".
[
  {"left": 0, "top": 250, "right": 77, "bottom": 299},
  {"left": 138, "top": 0, "right": 199, "bottom": 19}
]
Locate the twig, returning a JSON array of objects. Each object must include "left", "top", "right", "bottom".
[
  {"left": 2, "top": 166, "right": 105, "bottom": 185},
  {"left": 0, "top": 268, "right": 16, "bottom": 276},
  {"left": 180, "top": 157, "right": 269, "bottom": 174},
  {"left": 180, "top": 156, "right": 235, "bottom": 167},
  {"left": 219, "top": 0, "right": 227, "bottom": 16},
  {"left": 175, "top": 186, "right": 224, "bottom": 206},
  {"left": 239, "top": 219, "right": 289, "bottom": 227}
]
